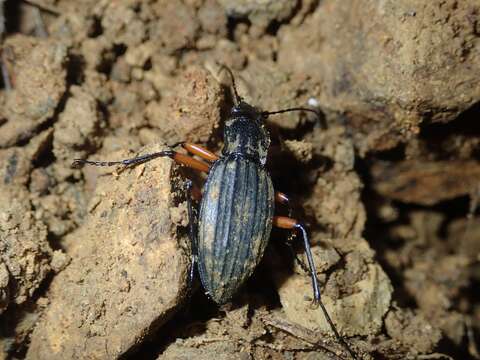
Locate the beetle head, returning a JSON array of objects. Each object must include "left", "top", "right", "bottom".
[
  {"left": 223, "top": 101, "right": 270, "bottom": 165},
  {"left": 218, "top": 64, "right": 320, "bottom": 165},
  {"left": 230, "top": 101, "right": 265, "bottom": 121}
]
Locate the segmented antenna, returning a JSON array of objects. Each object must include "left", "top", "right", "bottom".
[
  {"left": 217, "top": 64, "right": 322, "bottom": 124},
  {"left": 262, "top": 107, "right": 320, "bottom": 118},
  {"left": 218, "top": 64, "right": 242, "bottom": 106}
]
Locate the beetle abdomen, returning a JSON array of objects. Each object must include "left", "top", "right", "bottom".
[{"left": 197, "top": 155, "right": 274, "bottom": 304}]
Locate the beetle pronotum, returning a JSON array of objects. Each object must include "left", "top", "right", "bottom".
[{"left": 73, "top": 66, "right": 358, "bottom": 360}]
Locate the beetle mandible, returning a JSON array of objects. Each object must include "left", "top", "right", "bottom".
[{"left": 73, "top": 66, "right": 358, "bottom": 360}]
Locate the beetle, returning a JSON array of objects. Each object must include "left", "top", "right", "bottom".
[{"left": 73, "top": 66, "right": 358, "bottom": 360}]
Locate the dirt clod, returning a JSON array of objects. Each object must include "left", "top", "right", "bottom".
[
  {"left": 0, "top": 144, "right": 55, "bottom": 309},
  {"left": 26, "top": 144, "right": 190, "bottom": 359},
  {"left": 278, "top": 0, "right": 480, "bottom": 154},
  {"left": 385, "top": 308, "right": 442, "bottom": 355},
  {"left": 218, "top": 0, "right": 297, "bottom": 31},
  {"left": 0, "top": 35, "right": 67, "bottom": 147},
  {"left": 145, "top": 66, "right": 223, "bottom": 144}
]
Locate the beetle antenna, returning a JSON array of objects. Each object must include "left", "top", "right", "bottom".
[
  {"left": 72, "top": 142, "right": 183, "bottom": 168},
  {"left": 262, "top": 107, "right": 326, "bottom": 128},
  {"left": 218, "top": 64, "right": 242, "bottom": 106},
  {"left": 262, "top": 107, "right": 320, "bottom": 118}
]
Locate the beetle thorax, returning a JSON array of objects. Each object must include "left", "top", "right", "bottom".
[{"left": 223, "top": 104, "right": 270, "bottom": 165}]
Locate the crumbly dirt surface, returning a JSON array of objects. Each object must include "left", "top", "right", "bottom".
[{"left": 0, "top": 1, "right": 479, "bottom": 359}]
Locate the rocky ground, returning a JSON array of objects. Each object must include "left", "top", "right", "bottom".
[{"left": 0, "top": 0, "right": 479, "bottom": 359}]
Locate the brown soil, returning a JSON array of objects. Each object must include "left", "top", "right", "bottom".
[{"left": 0, "top": 1, "right": 479, "bottom": 359}]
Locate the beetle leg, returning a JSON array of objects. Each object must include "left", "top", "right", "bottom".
[
  {"left": 182, "top": 143, "right": 219, "bottom": 162},
  {"left": 273, "top": 216, "right": 358, "bottom": 360},
  {"left": 274, "top": 193, "right": 313, "bottom": 271},
  {"left": 274, "top": 192, "right": 311, "bottom": 271},
  {"left": 185, "top": 180, "right": 198, "bottom": 288},
  {"left": 274, "top": 216, "right": 325, "bottom": 304},
  {"left": 174, "top": 153, "right": 210, "bottom": 172},
  {"left": 72, "top": 149, "right": 210, "bottom": 173}
]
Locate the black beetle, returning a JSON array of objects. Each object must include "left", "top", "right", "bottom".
[{"left": 73, "top": 66, "right": 358, "bottom": 360}]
